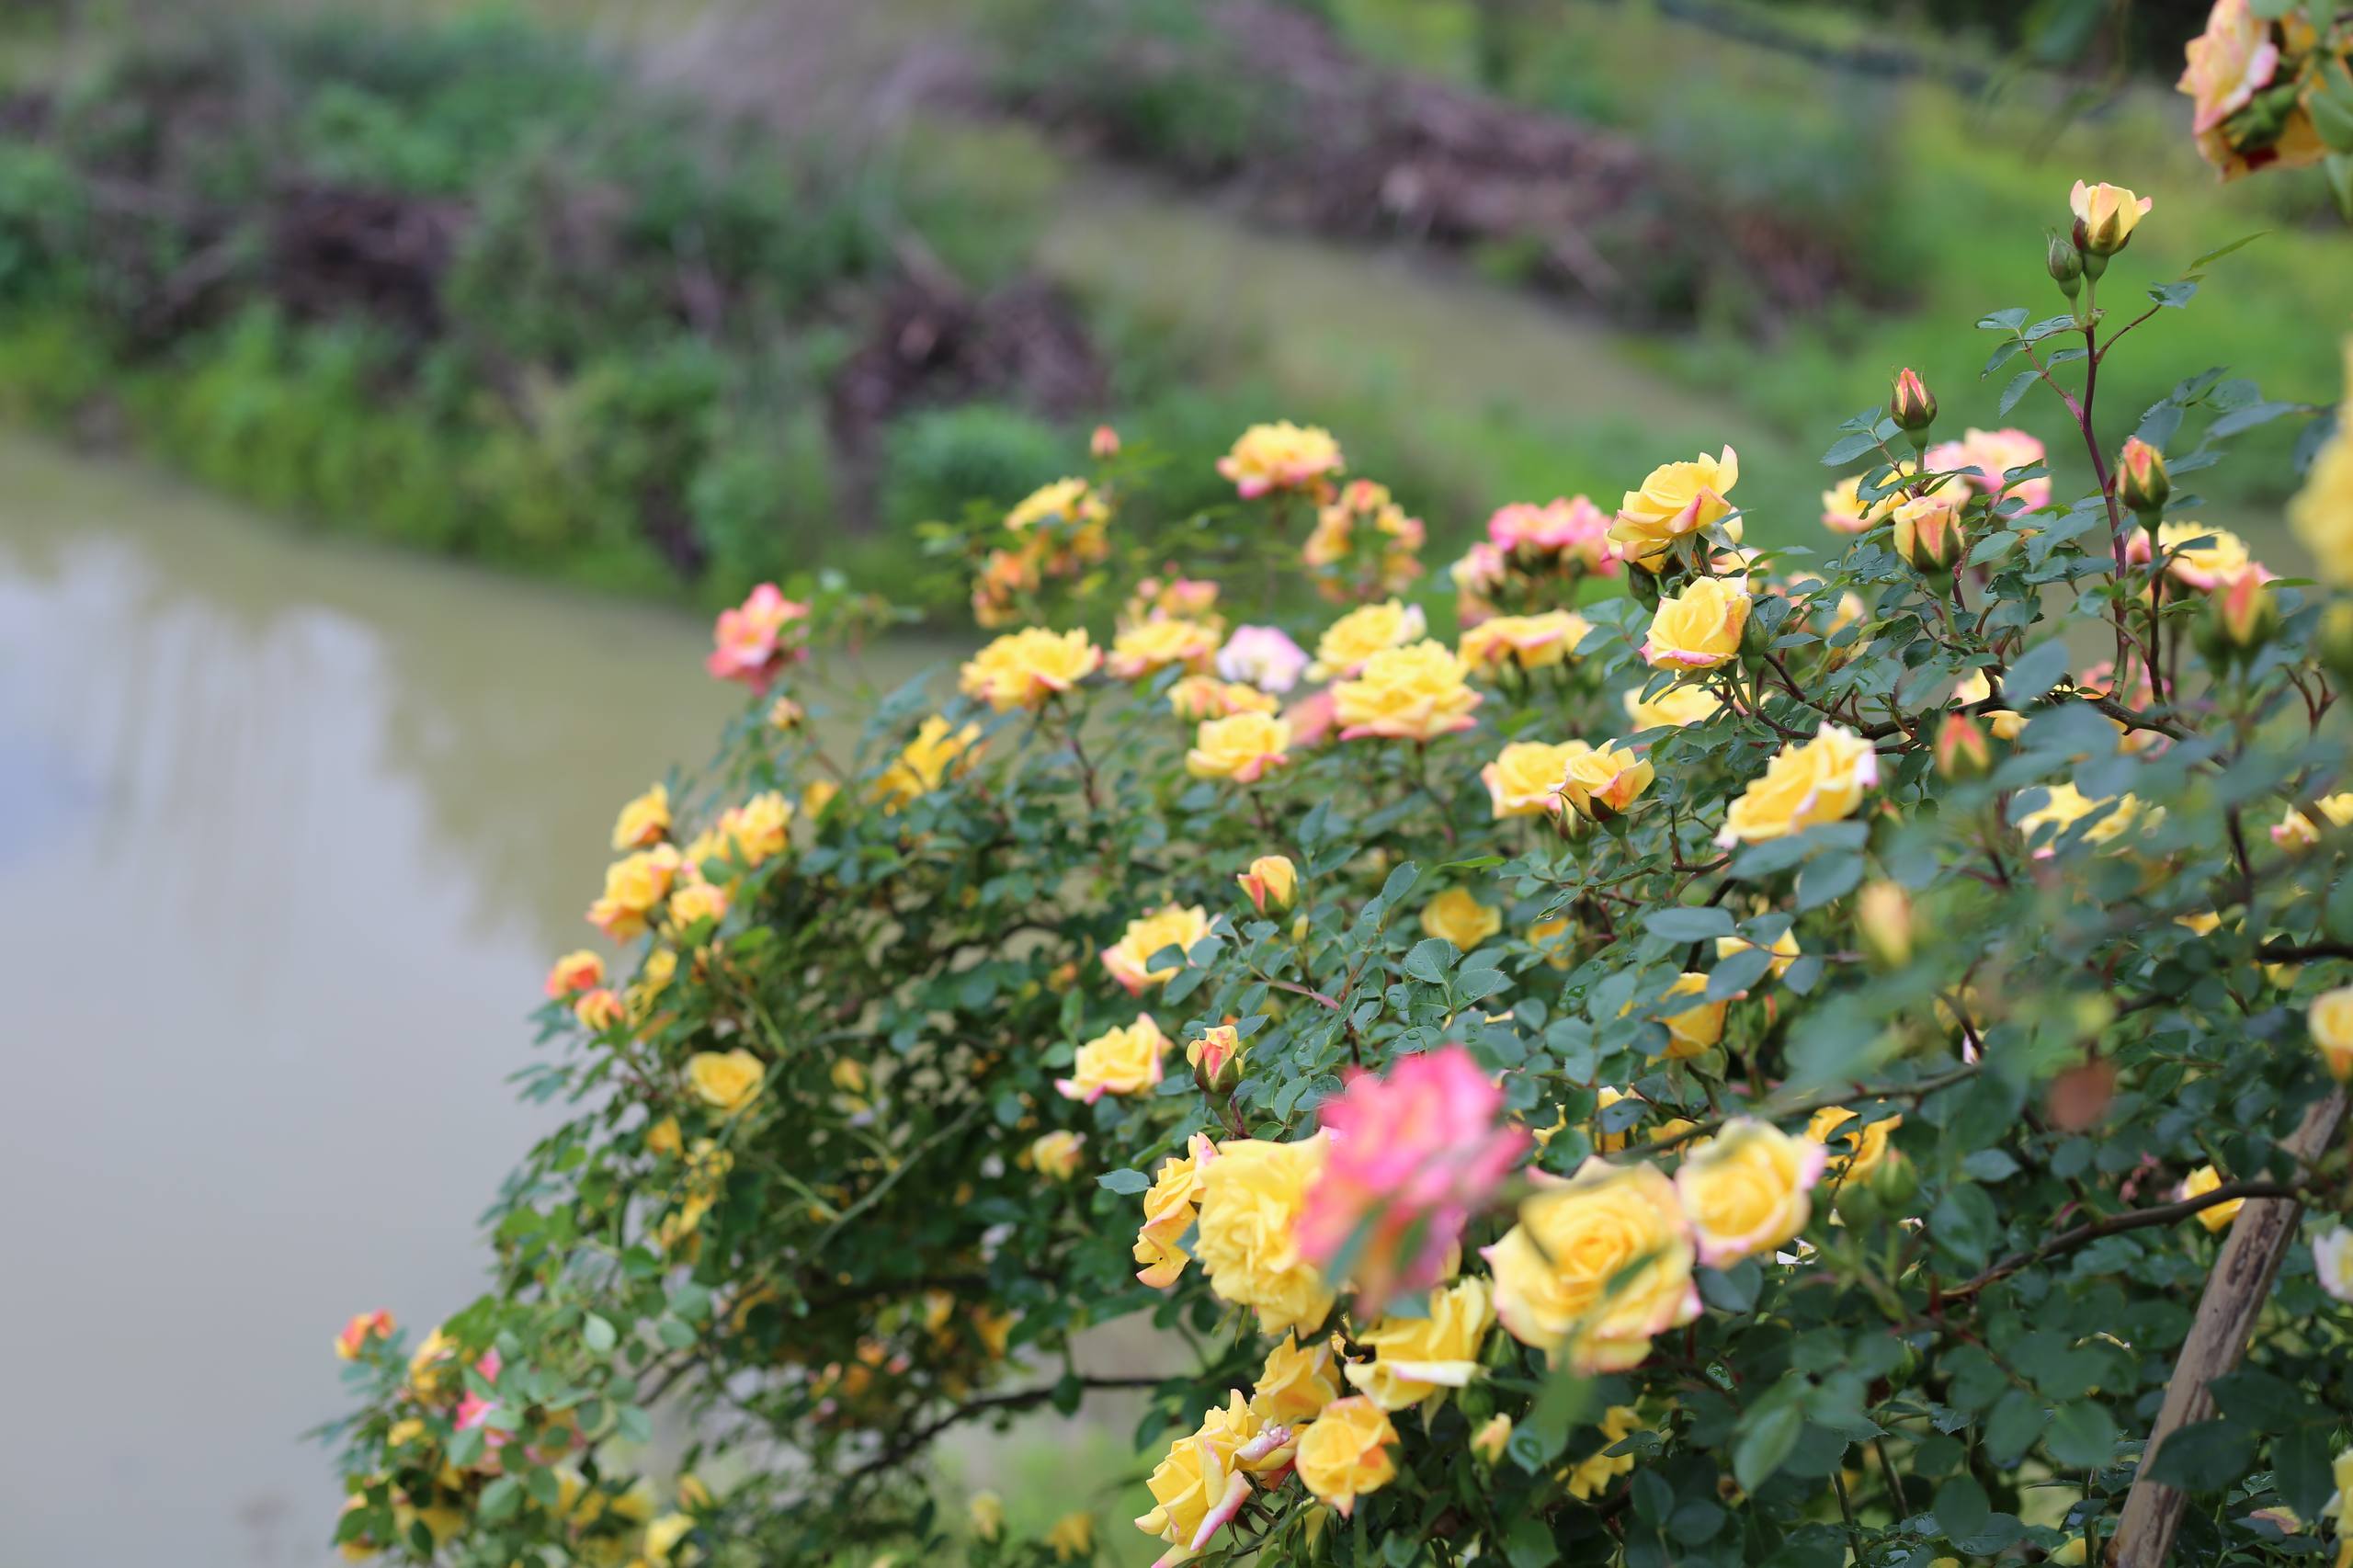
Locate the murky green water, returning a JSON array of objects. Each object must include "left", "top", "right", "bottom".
[{"left": 0, "top": 434, "right": 951, "bottom": 1564}]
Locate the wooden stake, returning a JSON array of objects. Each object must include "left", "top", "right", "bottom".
[{"left": 2107, "top": 1087, "right": 2346, "bottom": 1567}]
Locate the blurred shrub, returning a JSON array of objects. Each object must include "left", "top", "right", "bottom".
[{"left": 879, "top": 403, "right": 1070, "bottom": 533}]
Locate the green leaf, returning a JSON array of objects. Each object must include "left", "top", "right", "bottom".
[
  {"left": 1977, "top": 306, "right": 2029, "bottom": 333},
  {"left": 1933, "top": 1474, "right": 1990, "bottom": 1542},
  {"left": 2185, "top": 230, "right": 2269, "bottom": 272},
  {"left": 2145, "top": 1418, "right": 2256, "bottom": 1491},
  {"left": 1097, "top": 1167, "right": 1151, "bottom": 1195},
  {"left": 583, "top": 1313, "right": 618, "bottom": 1356},
  {"left": 1796, "top": 851, "right": 1863, "bottom": 911},
  {"left": 1733, "top": 1404, "right": 1804, "bottom": 1492},
  {"left": 1996, "top": 367, "right": 2040, "bottom": 416},
  {"left": 1505, "top": 1518, "right": 1557, "bottom": 1568},
  {"left": 2276, "top": 1424, "right": 2337, "bottom": 1520},
  {"left": 1404, "top": 937, "right": 1458, "bottom": 984},
  {"left": 478, "top": 1476, "right": 523, "bottom": 1524},
  {"left": 1643, "top": 907, "right": 1734, "bottom": 942},
  {"left": 1961, "top": 1148, "right": 2020, "bottom": 1182},
  {"left": 2002, "top": 639, "right": 2070, "bottom": 706},
  {"left": 1930, "top": 1182, "right": 2002, "bottom": 1268},
  {"left": 1381, "top": 861, "right": 1421, "bottom": 905},
  {"left": 1822, "top": 430, "right": 1884, "bottom": 466},
  {"left": 2045, "top": 1403, "right": 2117, "bottom": 1469}
]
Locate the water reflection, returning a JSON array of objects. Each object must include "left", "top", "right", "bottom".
[{"left": 0, "top": 435, "right": 757, "bottom": 1565}]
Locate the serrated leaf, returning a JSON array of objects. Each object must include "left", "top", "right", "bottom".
[
  {"left": 1733, "top": 1404, "right": 1804, "bottom": 1491},
  {"left": 1933, "top": 1474, "right": 1989, "bottom": 1541},
  {"left": 1977, "top": 306, "right": 2029, "bottom": 333},
  {"left": 2046, "top": 1402, "right": 2117, "bottom": 1468},
  {"left": 1404, "top": 937, "right": 1457, "bottom": 984},
  {"left": 1644, "top": 907, "right": 1735, "bottom": 942},
  {"left": 2002, "top": 639, "right": 2071, "bottom": 706},
  {"left": 1822, "top": 430, "right": 1884, "bottom": 466},
  {"left": 1097, "top": 1167, "right": 1150, "bottom": 1195},
  {"left": 1997, "top": 367, "right": 2040, "bottom": 416}
]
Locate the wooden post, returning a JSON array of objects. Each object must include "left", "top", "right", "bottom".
[{"left": 2107, "top": 1087, "right": 2347, "bottom": 1567}]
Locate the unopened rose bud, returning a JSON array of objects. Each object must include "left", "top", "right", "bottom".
[
  {"left": 2116, "top": 437, "right": 2170, "bottom": 517},
  {"left": 1089, "top": 424, "right": 1120, "bottom": 459},
  {"left": 1858, "top": 881, "right": 1915, "bottom": 968},
  {"left": 1892, "top": 492, "right": 1967, "bottom": 576},
  {"left": 2070, "top": 179, "right": 2151, "bottom": 259},
  {"left": 1188, "top": 1024, "right": 1245, "bottom": 1093},
  {"left": 1935, "top": 711, "right": 1993, "bottom": 779},
  {"left": 1236, "top": 853, "right": 1298, "bottom": 915},
  {"left": 1471, "top": 1414, "right": 1513, "bottom": 1464},
  {"left": 1890, "top": 369, "right": 1938, "bottom": 434},
  {"left": 2046, "top": 232, "right": 2084, "bottom": 298},
  {"left": 2199, "top": 568, "right": 2279, "bottom": 671}
]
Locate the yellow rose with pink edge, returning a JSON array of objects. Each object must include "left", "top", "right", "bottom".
[
  {"left": 2289, "top": 340, "right": 2353, "bottom": 583},
  {"left": 1716, "top": 723, "right": 1879, "bottom": 846},
  {"left": 1102, "top": 903, "right": 1214, "bottom": 995},
  {"left": 1169, "top": 675, "right": 1279, "bottom": 721},
  {"left": 1674, "top": 1118, "right": 1826, "bottom": 1266},
  {"left": 2180, "top": 1164, "right": 2242, "bottom": 1232},
  {"left": 1560, "top": 740, "right": 1653, "bottom": 821},
  {"left": 1109, "top": 617, "right": 1221, "bottom": 679},
  {"left": 688, "top": 1049, "right": 766, "bottom": 1115},
  {"left": 1237, "top": 853, "right": 1298, "bottom": 914},
  {"left": 1133, "top": 1403, "right": 1258, "bottom": 1563},
  {"left": 2069, "top": 179, "right": 2152, "bottom": 255},
  {"left": 1134, "top": 1133, "right": 1217, "bottom": 1288},
  {"left": 611, "top": 783, "right": 671, "bottom": 850},
  {"left": 958, "top": 626, "right": 1102, "bottom": 710},
  {"left": 1250, "top": 1334, "right": 1342, "bottom": 1426},
  {"left": 1294, "top": 1396, "right": 1398, "bottom": 1517},
  {"left": 1344, "top": 1277, "right": 1494, "bottom": 1410},
  {"left": 1807, "top": 1105, "right": 1899, "bottom": 1181},
  {"left": 1624, "top": 681, "right": 1722, "bottom": 731},
  {"left": 587, "top": 844, "right": 683, "bottom": 940},
  {"left": 2312, "top": 987, "right": 2353, "bottom": 1080},
  {"left": 1308, "top": 598, "right": 1427, "bottom": 680},
  {"left": 544, "top": 949, "right": 605, "bottom": 999},
  {"left": 1193, "top": 1134, "right": 1336, "bottom": 1337},
  {"left": 1483, "top": 739, "right": 1586, "bottom": 820},
  {"left": 1642, "top": 971, "right": 1726, "bottom": 1059},
  {"left": 875, "top": 716, "right": 981, "bottom": 810},
  {"left": 1459, "top": 610, "right": 1589, "bottom": 673},
  {"left": 1421, "top": 886, "right": 1503, "bottom": 949},
  {"left": 1610, "top": 447, "right": 1741, "bottom": 571},
  {"left": 1334, "top": 641, "right": 1482, "bottom": 742},
  {"left": 1029, "top": 1130, "right": 1086, "bottom": 1182},
  {"left": 1643, "top": 577, "right": 1750, "bottom": 672},
  {"left": 1188, "top": 712, "right": 1293, "bottom": 784},
  {"left": 1218, "top": 421, "right": 1344, "bottom": 499},
  {"left": 1482, "top": 1158, "right": 1701, "bottom": 1370},
  {"left": 1055, "top": 1014, "right": 1168, "bottom": 1104}
]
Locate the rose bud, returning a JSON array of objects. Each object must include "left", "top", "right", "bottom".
[
  {"left": 1935, "top": 710, "right": 1993, "bottom": 779},
  {"left": 1892, "top": 491, "right": 1967, "bottom": 575},
  {"left": 1090, "top": 424, "right": 1121, "bottom": 459},
  {"left": 2116, "top": 437, "right": 2171, "bottom": 517},
  {"left": 2069, "top": 179, "right": 2152, "bottom": 260},
  {"left": 2046, "top": 231, "right": 2084, "bottom": 298},
  {"left": 2198, "top": 567, "right": 2279, "bottom": 671},
  {"left": 1857, "top": 881, "right": 1915, "bottom": 968},
  {"left": 1890, "top": 369, "right": 1938, "bottom": 434}
]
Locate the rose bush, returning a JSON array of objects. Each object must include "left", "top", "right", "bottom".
[{"left": 325, "top": 165, "right": 2353, "bottom": 1568}]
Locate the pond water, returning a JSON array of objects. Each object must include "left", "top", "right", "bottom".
[{"left": 0, "top": 435, "right": 950, "bottom": 1565}]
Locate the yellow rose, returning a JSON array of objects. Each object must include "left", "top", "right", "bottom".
[
  {"left": 1421, "top": 886, "right": 1502, "bottom": 949},
  {"left": 1250, "top": 1334, "right": 1343, "bottom": 1426},
  {"left": 1134, "top": 1412, "right": 1254, "bottom": 1561},
  {"left": 1820, "top": 473, "right": 1905, "bottom": 535},
  {"left": 876, "top": 715, "right": 982, "bottom": 812},
  {"left": 687, "top": 1049, "right": 766, "bottom": 1115},
  {"left": 2272, "top": 793, "right": 2353, "bottom": 851},
  {"left": 1560, "top": 740, "right": 1654, "bottom": 821},
  {"left": 2069, "top": 178, "right": 2152, "bottom": 254},
  {"left": 664, "top": 879, "right": 729, "bottom": 937},
  {"left": 2311, "top": 987, "right": 2353, "bottom": 1080},
  {"left": 586, "top": 844, "right": 683, "bottom": 940},
  {"left": 645, "top": 1115, "right": 682, "bottom": 1158},
  {"left": 967, "top": 1491, "right": 1005, "bottom": 1544},
  {"left": 2181, "top": 1163, "right": 2242, "bottom": 1232},
  {"left": 1169, "top": 674, "right": 1280, "bottom": 720},
  {"left": 958, "top": 627, "right": 1102, "bottom": 711},
  {"left": 1459, "top": 610, "right": 1590, "bottom": 673},
  {"left": 1623, "top": 681, "right": 1722, "bottom": 731},
  {"left": 724, "top": 791, "right": 793, "bottom": 866},
  {"left": 1563, "top": 1406, "right": 1646, "bottom": 1500},
  {"left": 1006, "top": 476, "right": 1110, "bottom": 534},
  {"left": 1218, "top": 420, "right": 1345, "bottom": 498},
  {"left": 1344, "top": 1277, "right": 1493, "bottom": 1410},
  {"left": 1529, "top": 915, "right": 1576, "bottom": 969},
  {"left": 1482, "top": 1159, "right": 1700, "bottom": 1369},
  {"left": 1194, "top": 1135, "right": 1336, "bottom": 1336},
  {"left": 1483, "top": 739, "right": 1584, "bottom": 820},
  {"left": 1807, "top": 1105, "right": 1898, "bottom": 1182},
  {"left": 644, "top": 1513, "right": 694, "bottom": 1564},
  {"left": 1333, "top": 641, "right": 1483, "bottom": 742},
  {"left": 2015, "top": 781, "right": 2148, "bottom": 849},
  {"left": 1308, "top": 598, "right": 1427, "bottom": 680},
  {"left": 1188, "top": 712, "right": 1294, "bottom": 784},
  {"left": 1611, "top": 446, "right": 1741, "bottom": 571},
  {"left": 1714, "top": 929, "right": 1800, "bottom": 981},
  {"left": 1237, "top": 853, "right": 1299, "bottom": 914},
  {"left": 1715, "top": 723, "right": 1880, "bottom": 846},
  {"left": 1471, "top": 1413, "right": 1513, "bottom": 1464},
  {"left": 2149, "top": 520, "right": 2260, "bottom": 591},
  {"left": 611, "top": 783, "right": 672, "bottom": 850},
  {"left": 1674, "top": 1118, "right": 1826, "bottom": 1267},
  {"left": 1643, "top": 577, "right": 1750, "bottom": 672},
  {"left": 1649, "top": 971, "right": 1726, "bottom": 1059},
  {"left": 1110, "top": 617, "right": 1221, "bottom": 679},
  {"left": 1055, "top": 1014, "right": 1168, "bottom": 1104},
  {"left": 1102, "top": 903, "right": 1214, "bottom": 995},
  {"left": 1043, "top": 1512, "right": 1095, "bottom": 1562},
  {"left": 1134, "top": 1134, "right": 1217, "bottom": 1288},
  {"left": 1294, "top": 1395, "right": 1398, "bottom": 1517},
  {"left": 1953, "top": 669, "right": 2028, "bottom": 740},
  {"left": 1029, "top": 1130, "right": 1086, "bottom": 1181}
]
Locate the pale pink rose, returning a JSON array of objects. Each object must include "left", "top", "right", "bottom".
[
  {"left": 1489, "top": 496, "right": 1619, "bottom": 574},
  {"left": 1216, "top": 625, "right": 1312, "bottom": 693},
  {"left": 1926, "top": 428, "right": 2051, "bottom": 513},
  {"left": 1299, "top": 1045, "right": 1529, "bottom": 1314},
  {"left": 1282, "top": 686, "right": 1339, "bottom": 748},
  {"left": 704, "top": 583, "right": 811, "bottom": 690},
  {"left": 2178, "top": 0, "right": 2279, "bottom": 134}
]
